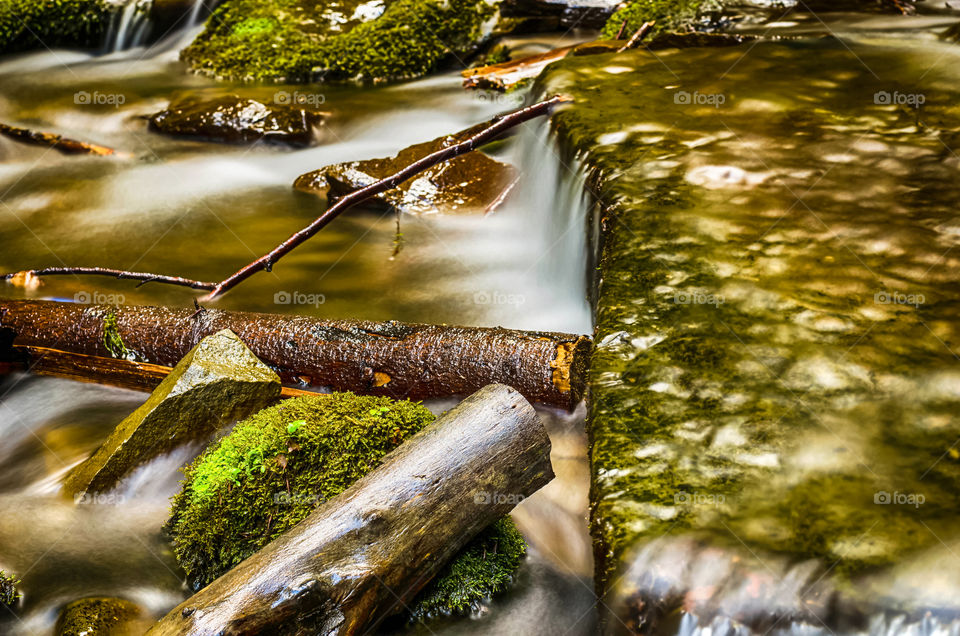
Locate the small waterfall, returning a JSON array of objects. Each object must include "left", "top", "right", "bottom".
[
  {"left": 104, "top": 0, "right": 155, "bottom": 52},
  {"left": 103, "top": 0, "right": 210, "bottom": 53}
]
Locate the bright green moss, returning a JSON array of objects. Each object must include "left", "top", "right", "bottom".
[
  {"left": 167, "top": 393, "right": 525, "bottom": 618},
  {"left": 0, "top": 0, "right": 110, "bottom": 54},
  {"left": 410, "top": 517, "right": 525, "bottom": 618},
  {"left": 180, "top": 0, "right": 496, "bottom": 82},
  {"left": 102, "top": 312, "right": 136, "bottom": 361},
  {"left": 601, "top": 0, "right": 719, "bottom": 39},
  {"left": 0, "top": 570, "right": 19, "bottom": 607}
]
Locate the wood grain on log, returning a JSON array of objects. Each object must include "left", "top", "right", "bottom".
[
  {"left": 148, "top": 383, "right": 553, "bottom": 635},
  {"left": 0, "top": 300, "right": 590, "bottom": 409}
]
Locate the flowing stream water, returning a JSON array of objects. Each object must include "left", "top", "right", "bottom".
[
  {"left": 5, "top": 6, "right": 960, "bottom": 636},
  {"left": 0, "top": 30, "right": 597, "bottom": 635}
]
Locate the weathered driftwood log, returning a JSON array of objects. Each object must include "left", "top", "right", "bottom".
[
  {"left": 0, "top": 300, "right": 590, "bottom": 409},
  {"left": 1, "top": 344, "right": 320, "bottom": 399},
  {"left": 148, "top": 383, "right": 553, "bottom": 635},
  {"left": 0, "top": 122, "right": 120, "bottom": 156}
]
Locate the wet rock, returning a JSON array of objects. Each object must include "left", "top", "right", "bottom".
[
  {"left": 542, "top": 32, "right": 960, "bottom": 633},
  {"left": 148, "top": 95, "right": 328, "bottom": 146},
  {"left": 294, "top": 124, "right": 519, "bottom": 215},
  {"left": 0, "top": 0, "right": 109, "bottom": 55},
  {"left": 499, "top": 0, "right": 621, "bottom": 30},
  {"left": 63, "top": 329, "right": 281, "bottom": 499},
  {"left": 646, "top": 30, "right": 758, "bottom": 49},
  {"left": 180, "top": 0, "right": 496, "bottom": 83},
  {"left": 55, "top": 597, "right": 144, "bottom": 636}
]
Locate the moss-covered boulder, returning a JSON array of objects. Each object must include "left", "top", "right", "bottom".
[
  {"left": 0, "top": 570, "right": 19, "bottom": 607},
  {"left": 180, "top": 0, "right": 496, "bottom": 82},
  {"left": 55, "top": 597, "right": 143, "bottom": 636},
  {"left": 0, "top": 0, "right": 110, "bottom": 54},
  {"left": 294, "top": 122, "right": 519, "bottom": 214},
  {"left": 601, "top": 0, "right": 721, "bottom": 39},
  {"left": 149, "top": 94, "right": 329, "bottom": 146},
  {"left": 167, "top": 393, "right": 525, "bottom": 618}
]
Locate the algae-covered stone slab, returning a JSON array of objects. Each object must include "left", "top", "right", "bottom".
[
  {"left": 55, "top": 597, "right": 144, "bottom": 636},
  {"left": 63, "top": 329, "right": 281, "bottom": 499},
  {"left": 294, "top": 123, "right": 519, "bottom": 214},
  {"left": 148, "top": 94, "right": 329, "bottom": 146},
  {"left": 541, "top": 37, "right": 960, "bottom": 632}
]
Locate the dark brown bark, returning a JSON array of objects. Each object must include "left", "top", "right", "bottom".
[
  {"left": 4, "top": 344, "right": 318, "bottom": 399},
  {"left": 0, "top": 122, "right": 120, "bottom": 156},
  {"left": 147, "top": 383, "right": 553, "bottom": 636},
  {"left": 0, "top": 300, "right": 590, "bottom": 409}
]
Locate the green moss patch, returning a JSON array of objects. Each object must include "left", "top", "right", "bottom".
[
  {"left": 167, "top": 393, "right": 525, "bottom": 618},
  {"left": 180, "top": 0, "right": 496, "bottom": 82},
  {"left": 0, "top": 570, "right": 19, "bottom": 607},
  {"left": 0, "top": 0, "right": 110, "bottom": 54},
  {"left": 601, "top": 0, "right": 720, "bottom": 39}
]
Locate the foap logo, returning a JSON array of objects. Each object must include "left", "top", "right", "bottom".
[
  {"left": 874, "top": 490, "right": 925, "bottom": 508},
  {"left": 74, "top": 290, "right": 125, "bottom": 305},
  {"left": 874, "top": 91, "right": 925, "bottom": 108},
  {"left": 474, "top": 491, "right": 526, "bottom": 505},
  {"left": 74, "top": 90, "right": 126, "bottom": 108},
  {"left": 874, "top": 290, "right": 925, "bottom": 308},
  {"left": 674, "top": 90, "right": 726, "bottom": 108},
  {"left": 74, "top": 492, "right": 126, "bottom": 505},
  {"left": 274, "top": 91, "right": 326, "bottom": 107},
  {"left": 274, "top": 290, "right": 326, "bottom": 307},
  {"left": 473, "top": 92, "right": 524, "bottom": 107},
  {"left": 674, "top": 490, "right": 726, "bottom": 506},
  {"left": 472, "top": 291, "right": 525, "bottom": 307},
  {"left": 674, "top": 291, "right": 724, "bottom": 306}
]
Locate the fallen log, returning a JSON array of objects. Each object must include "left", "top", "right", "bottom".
[
  {"left": 0, "top": 122, "right": 120, "bottom": 156},
  {"left": 148, "top": 383, "right": 553, "bottom": 635},
  {"left": 0, "top": 300, "right": 590, "bottom": 409},
  {"left": 1, "top": 344, "right": 318, "bottom": 399}
]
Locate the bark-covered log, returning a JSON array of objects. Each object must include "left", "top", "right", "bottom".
[
  {"left": 0, "top": 300, "right": 590, "bottom": 409},
  {"left": 148, "top": 383, "right": 553, "bottom": 636},
  {"left": 3, "top": 344, "right": 318, "bottom": 399}
]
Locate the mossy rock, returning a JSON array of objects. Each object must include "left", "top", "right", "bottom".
[
  {"left": 55, "top": 597, "right": 142, "bottom": 636},
  {"left": 0, "top": 570, "right": 19, "bottom": 607},
  {"left": 167, "top": 393, "right": 525, "bottom": 618},
  {"left": 600, "top": 0, "right": 721, "bottom": 39},
  {"left": 0, "top": 0, "right": 110, "bottom": 54},
  {"left": 180, "top": 0, "right": 496, "bottom": 82}
]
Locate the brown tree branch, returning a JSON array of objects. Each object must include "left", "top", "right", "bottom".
[
  {"left": 200, "top": 95, "right": 569, "bottom": 301},
  {"left": 0, "top": 267, "right": 215, "bottom": 290},
  {"left": 1, "top": 96, "right": 569, "bottom": 301},
  {"left": 0, "top": 122, "right": 121, "bottom": 156}
]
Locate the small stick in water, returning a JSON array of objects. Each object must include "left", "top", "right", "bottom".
[{"left": 0, "top": 122, "right": 121, "bottom": 156}]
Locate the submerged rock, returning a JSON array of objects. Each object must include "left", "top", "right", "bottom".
[
  {"left": 167, "top": 393, "right": 525, "bottom": 617},
  {"left": 541, "top": 33, "right": 960, "bottom": 633},
  {"left": 294, "top": 123, "right": 519, "bottom": 214},
  {"left": 55, "top": 597, "right": 144, "bottom": 636},
  {"left": 148, "top": 94, "right": 328, "bottom": 146},
  {"left": 180, "top": 0, "right": 496, "bottom": 83},
  {"left": 63, "top": 329, "right": 281, "bottom": 499}
]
